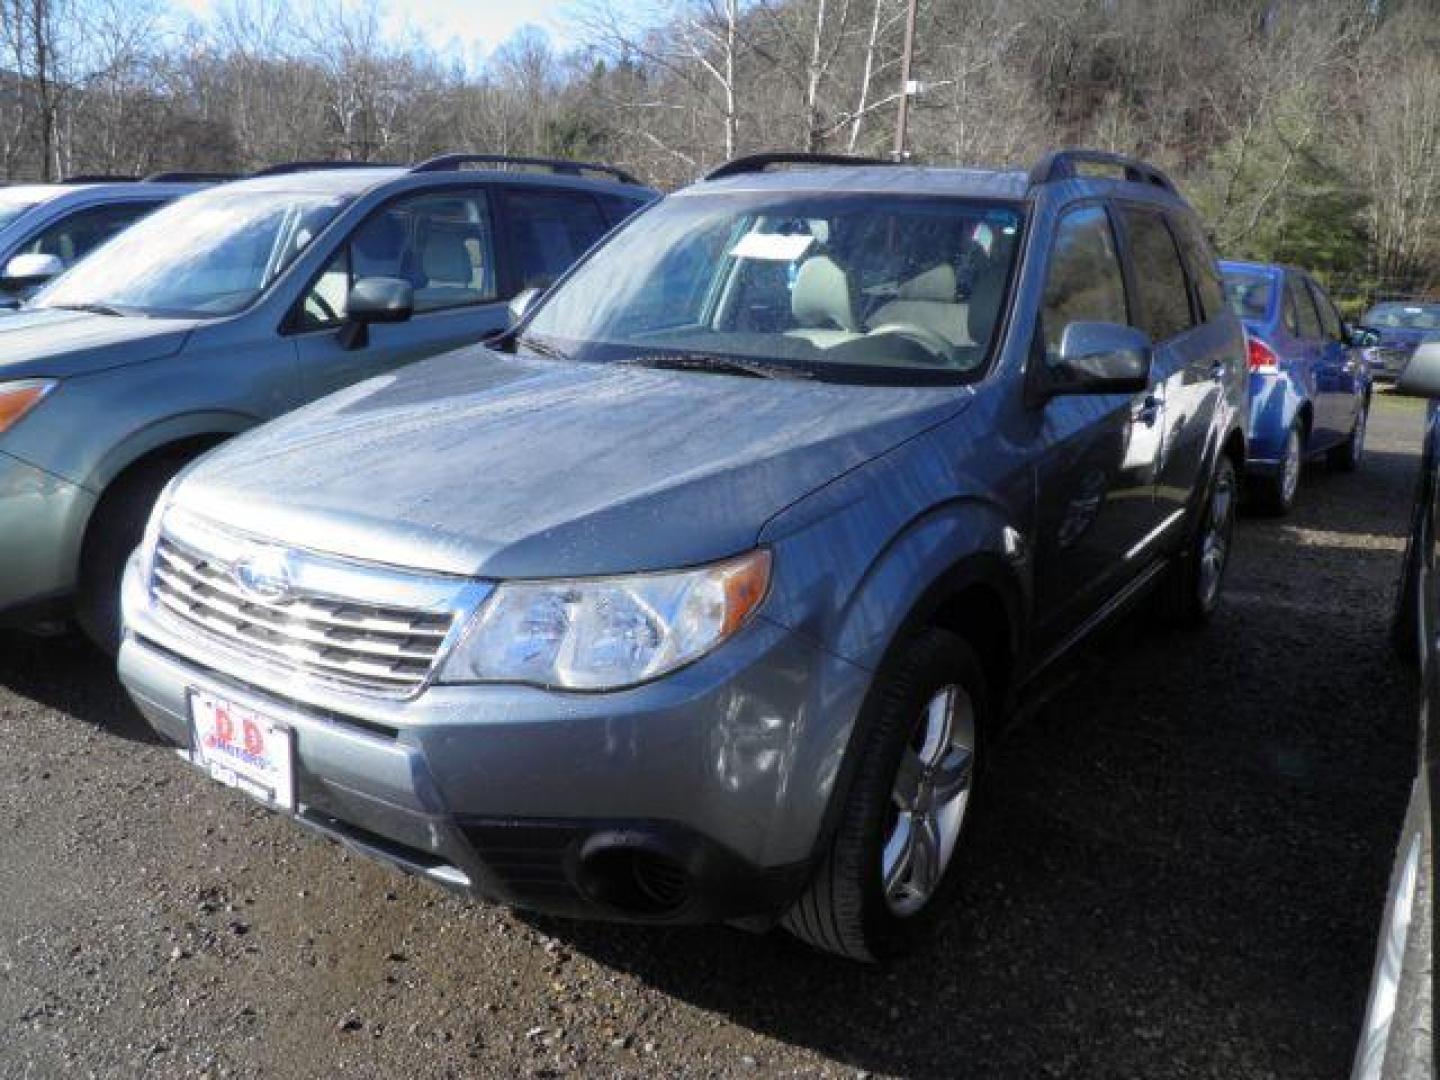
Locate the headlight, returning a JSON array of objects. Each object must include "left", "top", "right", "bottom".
[
  {"left": 0, "top": 379, "right": 56, "bottom": 434},
  {"left": 440, "top": 550, "right": 772, "bottom": 691}
]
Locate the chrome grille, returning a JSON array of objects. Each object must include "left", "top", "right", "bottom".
[{"left": 149, "top": 524, "right": 474, "bottom": 696}]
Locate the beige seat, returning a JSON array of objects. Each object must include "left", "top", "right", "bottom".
[
  {"left": 870, "top": 264, "right": 973, "bottom": 347},
  {"left": 786, "top": 255, "right": 865, "bottom": 349}
]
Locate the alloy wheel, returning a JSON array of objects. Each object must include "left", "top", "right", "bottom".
[
  {"left": 1280, "top": 428, "right": 1302, "bottom": 505},
  {"left": 882, "top": 685, "right": 976, "bottom": 917},
  {"left": 1199, "top": 465, "right": 1236, "bottom": 609}
]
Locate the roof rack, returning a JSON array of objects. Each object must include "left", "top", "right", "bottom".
[
  {"left": 60, "top": 173, "right": 137, "bottom": 184},
  {"left": 1028, "top": 148, "right": 1177, "bottom": 194},
  {"left": 143, "top": 171, "right": 238, "bottom": 183},
  {"left": 409, "top": 153, "right": 642, "bottom": 186},
  {"left": 704, "top": 152, "right": 892, "bottom": 182},
  {"left": 249, "top": 160, "right": 400, "bottom": 178}
]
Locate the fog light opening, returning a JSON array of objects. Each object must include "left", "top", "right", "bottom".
[{"left": 577, "top": 845, "right": 693, "bottom": 917}]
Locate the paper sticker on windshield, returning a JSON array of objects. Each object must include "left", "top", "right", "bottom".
[{"left": 730, "top": 231, "right": 815, "bottom": 262}]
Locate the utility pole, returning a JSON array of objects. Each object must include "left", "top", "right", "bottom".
[{"left": 891, "top": 0, "right": 920, "bottom": 161}]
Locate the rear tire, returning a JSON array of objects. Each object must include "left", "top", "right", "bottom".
[
  {"left": 1157, "top": 454, "right": 1237, "bottom": 626},
  {"left": 1327, "top": 400, "right": 1368, "bottom": 472},
  {"left": 783, "top": 629, "right": 987, "bottom": 962},
  {"left": 1250, "top": 422, "right": 1302, "bottom": 516},
  {"left": 76, "top": 456, "right": 186, "bottom": 655}
]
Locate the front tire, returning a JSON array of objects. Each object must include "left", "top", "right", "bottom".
[
  {"left": 76, "top": 456, "right": 185, "bottom": 655},
  {"left": 783, "top": 629, "right": 987, "bottom": 962}
]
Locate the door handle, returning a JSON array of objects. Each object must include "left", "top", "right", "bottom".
[{"left": 1135, "top": 395, "right": 1162, "bottom": 427}]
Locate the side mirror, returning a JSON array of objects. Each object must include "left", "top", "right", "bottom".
[
  {"left": 1038, "top": 321, "right": 1152, "bottom": 398},
  {"left": 338, "top": 276, "right": 413, "bottom": 350},
  {"left": 3, "top": 252, "right": 64, "bottom": 288},
  {"left": 1346, "top": 323, "right": 1381, "bottom": 349},
  {"left": 1397, "top": 343, "right": 1440, "bottom": 398},
  {"left": 507, "top": 287, "right": 543, "bottom": 328}
]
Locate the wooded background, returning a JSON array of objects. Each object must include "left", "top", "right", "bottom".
[{"left": 1, "top": 0, "right": 1437, "bottom": 305}]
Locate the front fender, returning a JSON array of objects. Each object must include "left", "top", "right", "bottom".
[{"left": 82, "top": 409, "right": 258, "bottom": 495}]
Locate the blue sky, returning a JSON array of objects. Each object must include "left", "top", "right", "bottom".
[{"left": 167, "top": 0, "right": 600, "bottom": 61}]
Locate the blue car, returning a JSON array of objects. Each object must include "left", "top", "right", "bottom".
[
  {"left": 1360, "top": 299, "right": 1440, "bottom": 382},
  {"left": 1220, "top": 260, "right": 1371, "bottom": 514}
]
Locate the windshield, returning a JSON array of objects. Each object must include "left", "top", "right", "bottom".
[
  {"left": 1221, "top": 269, "right": 1275, "bottom": 321},
  {"left": 0, "top": 191, "right": 46, "bottom": 232},
  {"left": 34, "top": 190, "right": 348, "bottom": 318},
  {"left": 1364, "top": 302, "right": 1440, "bottom": 330},
  {"left": 522, "top": 192, "right": 1024, "bottom": 384}
]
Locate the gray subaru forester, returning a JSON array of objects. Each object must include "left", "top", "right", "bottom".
[
  {"left": 0, "top": 154, "right": 653, "bottom": 651},
  {"left": 118, "top": 150, "right": 1248, "bottom": 961}
]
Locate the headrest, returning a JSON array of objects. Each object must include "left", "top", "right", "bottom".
[
  {"left": 421, "top": 232, "right": 471, "bottom": 284},
  {"left": 898, "top": 263, "right": 957, "bottom": 302},
  {"left": 791, "top": 255, "right": 857, "bottom": 332}
]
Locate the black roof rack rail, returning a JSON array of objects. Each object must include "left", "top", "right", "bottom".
[
  {"left": 410, "top": 153, "right": 642, "bottom": 186},
  {"left": 1028, "top": 148, "right": 1177, "bottom": 194},
  {"left": 704, "top": 151, "right": 892, "bottom": 182},
  {"left": 143, "top": 171, "right": 238, "bottom": 183},
  {"left": 250, "top": 160, "right": 400, "bottom": 178},
  {"left": 60, "top": 173, "right": 137, "bottom": 184}
]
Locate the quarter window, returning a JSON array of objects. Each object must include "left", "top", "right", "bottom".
[
  {"left": 299, "top": 190, "right": 498, "bottom": 330},
  {"left": 1119, "top": 207, "right": 1194, "bottom": 343},
  {"left": 1040, "top": 204, "right": 1129, "bottom": 361},
  {"left": 501, "top": 189, "right": 609, "bottom": 291}
]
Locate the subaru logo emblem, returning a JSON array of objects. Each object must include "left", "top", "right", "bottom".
[{"left": 231, "top": 549, "right": 295, "bottom": 604}]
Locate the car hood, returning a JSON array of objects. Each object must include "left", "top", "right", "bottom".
[
  {"left": 0, "top": 307, "right": 194, "bottom": 378},
  {"left": 177, "top": 349, "right": 970, "bottom": 579}
]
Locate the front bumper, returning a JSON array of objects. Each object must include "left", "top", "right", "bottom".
[
  {"left": 118, "top": 556, "right": 863, "bottom": 924},
  {"left": 1368, "top": 346, "right": 1417, "bottom": 383},
  {"left": 0, "top": 449, "right": 95, "bottom": 625}
]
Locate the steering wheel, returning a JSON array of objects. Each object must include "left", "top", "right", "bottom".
[{"left": 866, "top": 321, "right": 956, "bottom": 366}]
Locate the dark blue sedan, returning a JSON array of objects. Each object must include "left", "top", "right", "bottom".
[
  {"left": 1220, "top": 260, "right": 1372, "bottom": 514},
  {"left": 1361, "top": 299, "right": 1440, "bottom": 382}
]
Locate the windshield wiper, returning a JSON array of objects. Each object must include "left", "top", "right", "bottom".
[
  {"left": 515, "top": 335, "right": 571, "bottom": 362},
  {"left": 616, "top": 353, "right": 813, "bottom": 381},
  {"left": 47, "top": 301, "right": 129, "bottom": 317}
]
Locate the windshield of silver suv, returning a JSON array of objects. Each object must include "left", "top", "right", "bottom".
[
  {"left": 521, "top": 193, "right": 1023, "bottom": 384},
  {"left": 33, "top": 190, "right": 347, "bottom": 318}
]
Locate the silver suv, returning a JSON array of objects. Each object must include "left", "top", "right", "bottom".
[
  {"left": 0, "top": 154, "right": 654, "bottom": 649},
  {"left": 0, "top": 173, "right": 221, "bottom": 304},
  {"left": 118, "top": 150, "right": 1247, "bottom": 961}
]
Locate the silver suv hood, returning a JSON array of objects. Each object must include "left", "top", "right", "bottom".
[{"left": 176, "top": 348, "right": 970, "bottom": 579}]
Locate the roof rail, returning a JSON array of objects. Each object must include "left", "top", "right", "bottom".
[
  {"left": 60, "top": 173, "right": 137, "bottom": 184},
  {"left": 1029, "top": 148, "right": 1177, "bottom": 194},
  {"left": 409, "top": 153, "right": 642, "bottom": 186},
  {"left": 143, "top": 171, "right": 238, "bottom": 183},
  {"left": 704, "top": 152, "right": 892, "bottom": 182},
  {"left": 249, "top": 160, "right": 400, "bottom": 178}
]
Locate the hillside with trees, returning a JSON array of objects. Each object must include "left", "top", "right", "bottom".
[{"left": 1, "top": 0, "right": 1437, "bottom": 303}]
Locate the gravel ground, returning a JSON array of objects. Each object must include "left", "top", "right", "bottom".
[{"left": 0, "top": 394, "right": 1426, "bottom": 1079}]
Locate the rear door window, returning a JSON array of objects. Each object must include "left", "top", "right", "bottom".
[
  {"left": 1040, "top": 204, "right": 1129, "bottom": 362},
  {"left": 1117, "top": 206, "right": 1194, "bottom": 343},
  {"left": 500, "top": 188, "right": 609, "bottom": 291},
  {"left": 1171, "top": 214, "right": 1226, "bottom": 323}
]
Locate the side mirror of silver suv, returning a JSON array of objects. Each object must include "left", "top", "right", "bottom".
[
  {"left": 507, "top": 287, "right": 543, "bottom": 328},
  {"left": 339, "top": 276, "right": 414, "bottom": 350}
]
